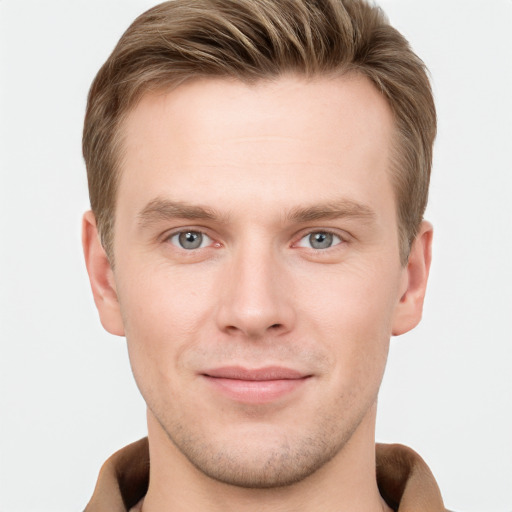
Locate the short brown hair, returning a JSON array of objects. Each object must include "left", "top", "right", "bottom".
[{"left": 83, "top": 0, "right": 436, "bottom": 264}]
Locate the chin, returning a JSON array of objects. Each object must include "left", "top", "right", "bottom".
[
  {"left": 158, "top": 409, "right": 361, "bottom": 489},
  {"left": 179, "top": 434, "right": 342, "bottom": 488}
]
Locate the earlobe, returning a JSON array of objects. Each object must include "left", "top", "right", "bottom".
[
  {"left": 82, "top": 211, "right": 125, "bottom": 336},
  {"left": 391, "top": 221, "right": 433, "bottom": 336}
]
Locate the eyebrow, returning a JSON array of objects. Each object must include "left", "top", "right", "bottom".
[
  {"left": 137, "top": 197, "right": 377, "bottom": 229},
  {"left": 286, "top": 200, "right": 377, "bottom": 223},
  {"left": 137, "top": 198, "right": 221, "bottom": 228}
]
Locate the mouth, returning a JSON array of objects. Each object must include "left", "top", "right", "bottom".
[{"left": 200, "top": 366, "right": 312, "bottom": 404}]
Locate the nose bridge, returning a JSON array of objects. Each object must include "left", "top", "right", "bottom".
[{"left": 216, "top": 235, "right": 293, "bottom": 338}]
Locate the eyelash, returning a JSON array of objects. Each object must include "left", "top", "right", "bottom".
[
  {"left": 164, "top": 228, "right": 347, "bottom": 252},
  {"left": 292, "top": 229, "right": 347, "bottom": 251},
  {"left": 165, "top": 229, "right": 219, "bottom": 251}
]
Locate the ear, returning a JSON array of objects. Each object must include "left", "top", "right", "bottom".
[
  {"left": 391, "top": 221, "right": 433, "bottom": 336},
  {"left": 82, "top": 211, "right": 125, "bottom": 336}
]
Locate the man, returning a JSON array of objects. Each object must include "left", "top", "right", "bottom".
[{"left": 82, "top": 0, "right": 444, "bottom": 510}]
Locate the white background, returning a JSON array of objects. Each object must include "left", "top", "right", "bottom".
[{"left": 0, "top": 1, "right": 511, "bottom": 511}]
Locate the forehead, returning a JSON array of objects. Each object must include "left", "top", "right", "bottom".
[{"left": 117, "top": 74, "right": 396, "bottom": 219}]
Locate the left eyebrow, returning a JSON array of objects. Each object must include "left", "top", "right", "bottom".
[{"left": 286, "top": 199, "right": 377, "bottom": 224}]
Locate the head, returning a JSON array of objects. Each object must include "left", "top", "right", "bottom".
[
  {"left": 82, "top": 0, "right": 435, "bottom": 495},
  {"left": 83, "top": 0, "right": 435, "bottom": 266}
]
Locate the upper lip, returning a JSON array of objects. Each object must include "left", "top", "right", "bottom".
[{"left": 202, "top": 366, "right": 308, "bottom": 381}]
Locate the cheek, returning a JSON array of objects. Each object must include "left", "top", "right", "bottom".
[
  {"left": 295, "top": 260, "right": 399, "bottom": 380},
  {"left": 119, "top": 256, "right": 215, "bottom": 327},
  {"left": 116, "top": 263, "right": 217, "bottom": 383},
  {"left": 299, "top": 258, "right": 400, "bottom": 338}
]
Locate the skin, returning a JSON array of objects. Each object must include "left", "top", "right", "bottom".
[{"left": 83, "top": 74, "right": 432, "bottom": 511}]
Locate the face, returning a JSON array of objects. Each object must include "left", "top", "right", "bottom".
[{"left": 85, "top": 74, "right": 430, "bottom": 488}]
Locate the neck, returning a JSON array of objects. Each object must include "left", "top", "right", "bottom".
[{"left": 142, "top": 403, "right": 392, "bottom": 512}]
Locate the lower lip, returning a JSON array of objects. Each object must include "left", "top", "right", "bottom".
[{"left": 202, "top": 376, "right": 309, "bottom": 404}]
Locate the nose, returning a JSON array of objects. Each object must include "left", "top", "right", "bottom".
[{"left": 215, "top": 241, "right": 295, "bottom": 339}]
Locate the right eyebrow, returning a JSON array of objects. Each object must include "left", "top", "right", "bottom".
[{"left": 137, "top": 198, "right": 222, "bottom": 229}]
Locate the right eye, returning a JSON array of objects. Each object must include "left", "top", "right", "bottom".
[{"left": 169, "top": 231, "right": 213, "bottom": 250}]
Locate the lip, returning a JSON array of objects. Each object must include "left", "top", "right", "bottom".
[{"left": 201, "top": 366, "right": 311, "bottom": 404}]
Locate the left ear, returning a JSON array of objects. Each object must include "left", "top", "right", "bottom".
[{"left": 392, "top": 221, "right": 433, "bottom": 336}]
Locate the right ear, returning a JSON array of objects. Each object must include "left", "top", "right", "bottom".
[{"left": 82, "top": 211, "right": 125, "bottom": 336}]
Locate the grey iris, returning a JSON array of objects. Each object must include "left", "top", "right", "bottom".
[
  {"left": 309, "top": 232, "right": 333, "bottom": 249},
  {"left": 179, "top": 231, "right": 203, "bottom": 249}
]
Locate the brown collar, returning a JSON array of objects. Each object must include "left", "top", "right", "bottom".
[{"left": 84, "top": 438, "right": 447, "bottom": 512}]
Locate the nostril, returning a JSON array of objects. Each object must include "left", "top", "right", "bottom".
[{"left": 270, "top": 324, "right": 281, "bottom": 329}]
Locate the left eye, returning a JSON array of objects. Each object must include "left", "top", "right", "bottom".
[
  {"left": 296, "top": 231, "right": 342, "bottom": 250},
  {"left": 169, "top": 231, "right": 212, "bottom": 250}
]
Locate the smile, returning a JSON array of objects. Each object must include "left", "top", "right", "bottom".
[{"left": 201, "top": 366, "right": 312, "bottom": 404}]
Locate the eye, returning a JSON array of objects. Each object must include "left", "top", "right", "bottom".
[
  {"left": 169, "top": 230, "right": 212, "bottom": 250},
  {"left": 296, "top": 231, "right": 343, "bottom": 250}
]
